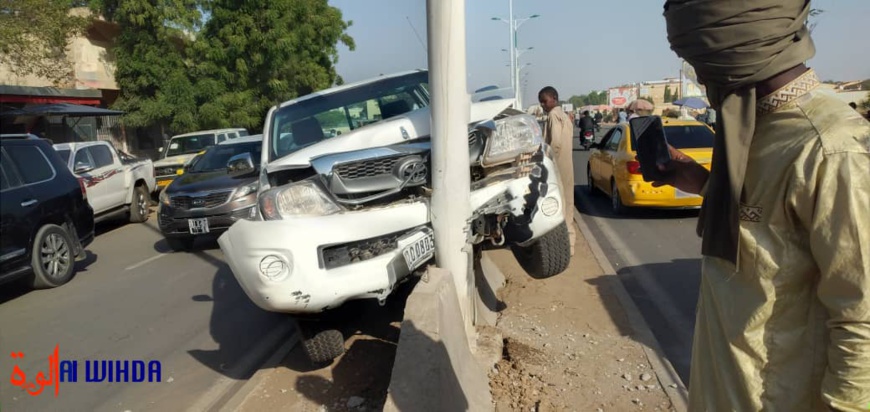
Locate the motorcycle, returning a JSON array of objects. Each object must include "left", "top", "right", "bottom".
[{"left": 579, "top": 128, "right": 595, "bottom": 150}]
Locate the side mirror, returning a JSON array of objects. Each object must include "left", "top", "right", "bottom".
[
  {"left": 227, "top": 152, "right": 255, "bottom": 177},
  {"left": 74, "top": 162, "right": 93, "bottom": 174}
]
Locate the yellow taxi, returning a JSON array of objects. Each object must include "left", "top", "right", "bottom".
[{"left": 586, "top": 118, "right": 714, "bottom": 214}]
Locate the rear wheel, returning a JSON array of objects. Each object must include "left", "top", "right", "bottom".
[
  {"left": 586, "top": 164, "right": 597, "bottom": 195},
  {"left": 301, "top": 327, "right": 345, "bottom": 364},
  {"left": 166, "top": 236, "right": 195, "bottom": 252},
  {"left": 511, "top": 222, "right": 571, "bottom": 279},
  {"left": 31, "top": 224, "right": 75, "bottom": 289},
  {"left": 611, "top": 179, "right": 628, "bottom": 215},
  {"left": 129, "top": 185, "right": 150, "bottom": 223}
]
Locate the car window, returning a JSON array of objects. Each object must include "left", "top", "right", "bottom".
[
  {"left": 217, "top": 134, "right": 227, "bottom": 143},
  {"left": 606, "top": 128, "right": 623, "bottom": 151},
  {"left": 238, "top": 130, "right": 249, "bottom": 136},
  {"left": 56, "top": 149, "right": 71, "bottom": 164},
  {"left": 74, "top": 148, "right": 94, "bottom": 170},
  {"left": 166, "top": 134, "right": 217, "bottom": 157},
  {"left": 630, "top": 124, "right": 715, "bottom": 150},
  {"left": 0, "top": 150, "right": 22, "bottom": 191},
  {"left": 88, "top": 145, "right": 114, "bottom": 168},
  {"left": 270, "top": 71, "right": 429, "bottom": 161},
  {"left": 5, "top": 145, "right": 54, "bottom": 184},
  {"left": 190, "top": 142, "right": 262, "bottom": 173},
  {"left": 597, "top": 128, "right": 615, "bottom": 149},
  {"left": 230, "top": 132, "right": 239, "bottom": 139}
]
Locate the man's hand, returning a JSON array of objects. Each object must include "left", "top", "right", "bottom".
[{"left": 651, "top": 145, "right": 710, "bottom": 194}]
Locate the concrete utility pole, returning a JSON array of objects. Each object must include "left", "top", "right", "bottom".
[{"left": 427, "top": 0, "right": 473, "bottom": 326}]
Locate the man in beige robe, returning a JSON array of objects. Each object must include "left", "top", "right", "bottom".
[
  {"left": 538, "top": 86, "right": 576, "bottom": 255},
  {"left": 657, "top": 1, "right": 870, "bottom": 410}
]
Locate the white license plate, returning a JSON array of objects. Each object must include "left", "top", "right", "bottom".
[
  {"left": 401, "top": 232, "right": 435, "bottom": 271},
  {"left": 675, "top": 189, "right": 701, "bottom": 199},
  {"left": 188, "top": 218, "right": 209, "bottom": 234}
]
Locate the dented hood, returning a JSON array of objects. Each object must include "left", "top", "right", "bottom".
[{"left": 264, "top": 99, "right": 514, "bottom": 173}]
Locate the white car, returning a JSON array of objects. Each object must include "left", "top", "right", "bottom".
[
  {"left": 218, "top": 70, "right": 570, "bottom": 362},
  {"left": 153, "top": 128, "right": 248, "bottom": 191},
  {"left": 54, "top": 141, "right": 156, "bottom": 224}
]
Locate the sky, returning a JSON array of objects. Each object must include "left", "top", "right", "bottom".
[{"left": 328, "top": 0, "right": 870, "bottom": 105}]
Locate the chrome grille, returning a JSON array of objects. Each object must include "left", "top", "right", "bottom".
[
  {"left": 334, "top": 157, "right": 399, "bottom": 180},
  {"left": 171, "top": 191, "right": 232, "bottom": 209}
]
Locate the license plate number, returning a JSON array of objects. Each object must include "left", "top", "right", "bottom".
[
  {"left": 675, "top": 189, "right": 701, "bottom": 199},
  {"left": 188, "top": 218, "right": 209, "bottom": 234},
  {"left": 401, "top": 233, "right": 435, "bottom": 271}
]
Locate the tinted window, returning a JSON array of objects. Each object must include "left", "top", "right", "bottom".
[
  {"left": 238, "top": 130, "right": 249, "bottom": 136},
  {"left": 607, "top": 128, "right": 623, "bottom": 151},
  {"left": 0, "top": 153, "right": 19, "bottom": 191},
  {"left": 56, "top": 149, "right": 71, "bottom": 164},
  {"left": 89, "top": 145, "right": 114, "bottom": 168},
  {"left": 631, "top": 124, "right": 714, "bottom": 150},
  {"left": 217, "top": 134, "right": 227, "bottom": 143},
  {"left": 166, "top": 134, "right": 217, "bottom": 157},
  {"left": 74, "top": 149, "right": 94, "bottom": 170},
  {"left": 5, "top": 145, "right": 54, "bottom": 184},
  {"left": 190, "top": 142, "right": 262, "bottom": 173}
]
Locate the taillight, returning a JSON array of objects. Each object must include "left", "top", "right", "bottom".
[
  {"left": 584, "top": 131, "right": 593, "bottom": 137},
  {"left": 626, "top": 161, "right": 641, "bottom": 175},
  {"left": 77, "top": 177, "right": 88, "bottom": 199}
]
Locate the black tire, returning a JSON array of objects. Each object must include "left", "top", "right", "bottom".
[
  {"left": 587, "top": 164, "right": 598, "bottom": 196},
  {"left": 302, "top": 329, "right": 345, "bottom": 364},
  {"left": 31, "top": 224, "right": 75, "bottom": 289},
  {"left": 129, "top": 185, "right": 150, "bottom": 223},
  {"left": 166, "top": 236, "right": 195, "bottom": 252},
  {"left": 611, "top": 179, "right": 628, "bottom": 215},
  {"left": 511, "top": 221, "right": 571, "bottom": 279}
]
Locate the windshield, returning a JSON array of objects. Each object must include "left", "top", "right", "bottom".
[
  {"left": 56, "top": 149, "right": 71, "bottom": 164},
  {"left": 165, "top": 134, "right": 216, "bottom": 157},
  {"left": 631, "top": 124, "right": 715, "bottom": 150},
  {"left": 189, "top": 142, "right": 262, "bottom": 173},
  {"left": 269, "top": 71, "right": 430, "bottom": 162}
]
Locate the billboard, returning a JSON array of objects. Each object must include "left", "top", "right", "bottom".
[
  {"left": 608, "top": 87, "right": 638, "bottom": 108},
  {"left": 681, "top": 60, "right": 705, "bottom": 98}
]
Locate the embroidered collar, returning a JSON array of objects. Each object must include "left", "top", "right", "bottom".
[{"left": 756, "top": 69, "right": 820, "bottom": 116}]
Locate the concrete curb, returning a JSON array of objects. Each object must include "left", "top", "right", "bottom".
[
  {"left": 184, "top": 321, "right": 298, "bottom": 412},
  {"left": 573, "top": 209, "right": 689, "bottom": 411}
]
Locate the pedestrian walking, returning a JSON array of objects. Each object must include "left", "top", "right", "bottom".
[
  {"left": 538, "top": 86, "right": 576, "bottom": 256},
  {"left": 659, "top": 1, "right": 870, "bottom": 410},
  {"left": 618, "top": 108, "right": 628, "bottom": 123}
]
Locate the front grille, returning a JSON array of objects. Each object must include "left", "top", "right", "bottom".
[
  {"left": 334, "top": 157, "right": 399, "bottom": 180},
  {"left": 156, "top": 166, "right": 180, "bottom": 177},
  {"left": 321, "top": 230, "right": 408, "bottom": 269},
  {"left": 171, "top": 191, "right": 232, "bottom": 209}
]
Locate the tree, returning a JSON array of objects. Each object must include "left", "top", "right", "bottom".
[
  {"left": 808, "top": 8, "right": 824, "bottom": 33},
  {"left": 663, "top": 86, "right": 672, "bottom": 103},
  {"left": 0, "top": 0, "right": 91, "bottom": 85},
  {"left": 191, "top": 0, "right": 355, "bottom": 130},
  {"left": 93, "top": 0, "right": 201, "bottom": 132}
]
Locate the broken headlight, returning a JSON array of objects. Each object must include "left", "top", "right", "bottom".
[
  {"left": 259, "top": 179, "right": 342, "bottom": 220},
  {"left": 481, "top": 114, "right": 543, "bottom": 167}
]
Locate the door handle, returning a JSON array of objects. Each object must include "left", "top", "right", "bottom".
[{"left": 21, "top": 199, "right": 37, "bottom": 207}]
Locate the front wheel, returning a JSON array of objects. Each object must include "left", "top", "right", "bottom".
[
  {"left": 511, "top": 221, "right": 571, "bottom": 279},
  {"left": 587, "top": 164, "right": 598, "bottom": 196},
  {"left": 31, "top": 224, "right": 75, "bottom": 289},
  {"left": 301, "top": 327, "right": 345, "bottom": 364},
  {"left": 129, "top": 185, "right": 150, "bottom": 223}
]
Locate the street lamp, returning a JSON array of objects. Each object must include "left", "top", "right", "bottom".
[{"left": 492, "top": 1, "right": 539, "bottom": 108}]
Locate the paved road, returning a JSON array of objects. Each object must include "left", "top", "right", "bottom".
[
  {"left": 571, "top": 126, "right": 702, "bottom": 384},
  {"left": 0, "top": 214, "right": 290, "bottom": 412}
]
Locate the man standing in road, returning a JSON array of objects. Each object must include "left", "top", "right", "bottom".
[
  {"left": 658, "top": 1, "right": 870, "bottom": 410},
  {"left": 539, "top": 86, "right": 576, "bottom": 256}
]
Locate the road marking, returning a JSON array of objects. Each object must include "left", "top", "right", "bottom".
[
  {"left": 578, "top": 192, "right": 696, "bottom": 353},
  {"left": 125, "top": 254, "right": 168, "bottom": 271}
]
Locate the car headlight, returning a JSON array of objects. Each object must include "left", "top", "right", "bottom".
[
  {"left": 481, "top": 114, "right": 543, "bottom": 167},
  {"left": 159, "top": 190, "right": 170, "bottom": 206},
  {"left": 234, "top": 182, "right": 258, "bottom": 199},
  {"left": 259, "top": 179, "right": 341, "bottom": 220}
]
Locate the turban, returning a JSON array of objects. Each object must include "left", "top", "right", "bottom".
[{"left": 664, "top": 0, "right": 816, "bottom": 264}]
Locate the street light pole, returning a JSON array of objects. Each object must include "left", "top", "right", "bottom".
[{"left": 493, "top": 3, "right": 538, "bottom": 109}]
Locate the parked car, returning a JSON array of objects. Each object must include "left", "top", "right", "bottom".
[
  {"left": 53, "top": 141, "right": 156, "bottom": 224},
  {"left": 153, "top": 128, "right": 249, "bottom": 191},
  {"left": 586, "top": 118, "right": 714, "bottom": 214},
  {"left": 158, "top": 135, "right": 262, "bottom": 251},
  {"left": 218, "top": 70, "right": 570, "bottom": 363},
  {"left": 1, "top": 137, "right": 94, "bottom": 288}
]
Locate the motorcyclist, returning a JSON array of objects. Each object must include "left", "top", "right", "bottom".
[{"left": 578, "top": 110, "right": 596, "bottom": 147}]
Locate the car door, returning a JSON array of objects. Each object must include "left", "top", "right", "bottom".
[
  {"left": 590, "top": 128, "right": 615, "bottom": 188},
  {"left": 71, "top": 147, "right": 105, "bottom": 213},
  {"left": 601, "top": 126, "right": 624, "bottom": 191},
  {"left": 0, "top": 148, "right": 33, "bottom": 272},
  {"left": 89, "top": 144, "right": 126, "bottom": 208}
]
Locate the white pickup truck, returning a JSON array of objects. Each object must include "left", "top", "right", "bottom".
[{"left": 54, "top": 141, "right": 156, "bottom": 224}]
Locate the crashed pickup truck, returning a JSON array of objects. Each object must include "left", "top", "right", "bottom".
[{"left": 219, "top": 70, "right": 570, "bottom": 362}]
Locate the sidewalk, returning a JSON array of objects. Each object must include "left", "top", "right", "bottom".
[{"left": 487, "top": 214, "right": 683, "bottom": 411}]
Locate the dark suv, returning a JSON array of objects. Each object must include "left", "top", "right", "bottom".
[{"left": 0, "top": 137, "right": 95, "bottom": 288}]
